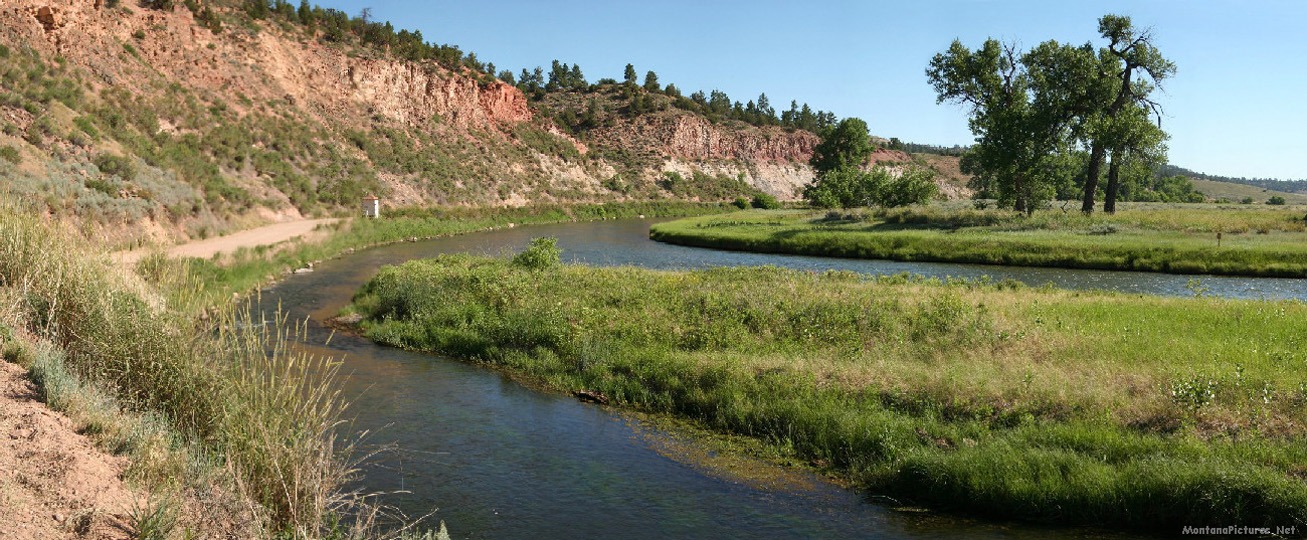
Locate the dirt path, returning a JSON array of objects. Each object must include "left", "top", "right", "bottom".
[
  {"left": 116, "top": 218, "right": 340, "bottom": 264},
  {"left": 0, "top": 360, "right": 138, "bottom": 540}
]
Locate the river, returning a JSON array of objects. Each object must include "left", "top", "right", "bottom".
[{"left": 262, "top": 218, "right": 1303, "bottom": 539}]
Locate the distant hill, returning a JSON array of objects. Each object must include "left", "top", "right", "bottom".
[
  {"left": 1158, "top": 164, "right": 1307, "bottom": 194},
  {"left": 1188, "top": 179, "right": 1307, "bottom": 205}
]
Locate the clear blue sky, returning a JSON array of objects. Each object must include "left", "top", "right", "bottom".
[{"left": 312, "top": 0, "right": 1307, "bottom": 180}]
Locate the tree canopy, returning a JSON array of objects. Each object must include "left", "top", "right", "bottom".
[
  {"left": 927, "top": 14, "right": 1173, "bottom": 214},
  {"left": 809, "top": 118, "right": 873, "bottom": 176}
]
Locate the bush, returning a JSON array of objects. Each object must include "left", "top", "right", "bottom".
[
  {"left": 804, "top": 165, "right": 937, "bottom": 209},
  {"left": 0, "top": 145, "right": 19, "bottom": 165},
  {"left": 1241, "top": 197, "right": 1255, "bottom": 204},
  {"left": 733, "top": 197, "right": 750, "bottom": 210},
  {"left": 1267, "top": 195, "right": 1287, "bottom": 205},
  {"left": 93, "top": 154, "right": 136, "bottom": 181},
  {"left": 751, "top": 193, "right": 781, "bottom": 210},
  {"left": 511, "top": 237, "right": 562, "bottom": 271}
]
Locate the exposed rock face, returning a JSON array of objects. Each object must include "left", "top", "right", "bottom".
[
  {"left": 663, "top": 116, "right": 818, "bottom": 162},
  {"left": 596, "top": 114, "right": 817, "bottom": 163},
  {"left": 1, "top": 1, "right": 531, "bottom": 131}
]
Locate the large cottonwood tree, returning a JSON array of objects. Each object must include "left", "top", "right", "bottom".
[
  {"left": 927, "top": 14, "right": 1173, "bottom": 215},
  {"left": 1080, "top": 15, "right": 1175, "bottom": 213}
]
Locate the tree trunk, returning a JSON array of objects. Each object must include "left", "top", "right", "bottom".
[
  {"left": 1104, "top": 156, "right": 1121, "bottom": 214},
  {"left": 1013, "top": 173, "right": 1027, "bottom": 214},
  {"left": 1081, "top": 141, "right": 1105, "bottom": 214}
]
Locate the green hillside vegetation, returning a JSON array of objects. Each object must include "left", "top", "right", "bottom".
[
  {"left": 1189, "top": 178, "right": 1307, "bottom": 205},
  {"left": 650, "top": 204, "right": 1307, "bottom": 277},
  {"left": 346, "top": 248, "right": 1307, "bottom": 531}
]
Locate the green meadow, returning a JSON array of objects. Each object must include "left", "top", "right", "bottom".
[
  {"left": 648, "top": 204, "right": 1307, "bottom": 277},
  {"left": 345, "top": 245, "right": 1307, "bottom": 530}
]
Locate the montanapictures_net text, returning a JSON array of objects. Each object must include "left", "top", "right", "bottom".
[{"left": 1181, "top": 525, "right": 1297, "bottom": 536}]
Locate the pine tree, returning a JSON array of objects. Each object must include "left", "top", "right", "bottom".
[
  {"left": 298, "top": 0, "right": 313, "bottom": 25},
  {"left": 643, "top": 71, "right": 660, "bottom": 92},
  {"left": 623, "top": 64, "right": 638, "bottom": 87}
]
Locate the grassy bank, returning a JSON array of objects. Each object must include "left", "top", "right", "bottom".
[
  {"left": 139, "top": 201, "right": 738, "bottom": 311},
  {"left": 648, "top": 204, "right": 1307, "bottom": 277},
  {"left": 345, "top": 249, "right": 1307, "bottom": 531},
  {"left": 0, "top": 210, "right": 380, "bottom": 538}
]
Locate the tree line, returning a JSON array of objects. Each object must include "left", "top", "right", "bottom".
[
  {"left": 505, "top": 60, "right": 839, "bottom": 131},
  {"left": 927, "top": 14, "right": 1174, "bottom": 214}
]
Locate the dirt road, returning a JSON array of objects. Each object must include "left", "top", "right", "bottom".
[{"left": 116, "top": 218, "right": 339, "bottom": 264}]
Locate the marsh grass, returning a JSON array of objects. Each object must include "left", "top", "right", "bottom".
[
  {"left": 346, "top": 252, "right": 1307, "bottom": 530},
  {"left": 650, "top": 205, "right": 1307, "bottom": 277}
]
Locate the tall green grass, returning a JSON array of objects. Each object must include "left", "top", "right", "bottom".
[
  {"left": 649, "top": 205, "right": 1307, "bottom": 277},
  {"left": 0, "top": 210, "right": 363, "bottom": 537},
  {"left": 346, "top": 252, "right": 1307, "bottom": 531}
]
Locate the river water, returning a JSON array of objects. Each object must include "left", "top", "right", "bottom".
[{"left": 262, "top": 218, "right": 1304, "bottom": 539}]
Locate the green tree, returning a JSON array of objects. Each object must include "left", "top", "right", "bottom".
[
  {"left": 1102, "top": 103, "right": 1168, "bottom": 212},
  {"left": 245, "top": 0, "right": 269, "bottom": 19},
  {"left": 929, "top": 37, "right": 1097, "bottom": 213},
  {"left": 808, "top": 117, "right": 872, "bottom": 176},
  {"left": 756, "top": 93, "right": 775, "bottom": 124},
  {"left": 298, "top": 0, "right": 313, "bottom": 25},
  {"left": 643, "top": 71, "right": 659, "bottom": 92},
  {"left": 623, "top": 64, "right": 638, "bottom": 87},
  {"left": 804, "top": 165, "right": 937, "bottom": 209},
  {"left": 1079, "top": 14, "right": 1175, "bottom": 214},
  {"left": 803, "top": 167, "right": 865, "bottom": 208}
]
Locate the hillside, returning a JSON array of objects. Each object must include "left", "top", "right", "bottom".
[
  {"left": 1189, "top": 178, "right": 1307, "bottom": 205},
  {"left": 0, "top": 0, "right": 923, "bottom": 248}
]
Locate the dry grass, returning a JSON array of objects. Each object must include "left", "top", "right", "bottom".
[{"left": 0, "top": 208, "right": 384, "bottom": 538}]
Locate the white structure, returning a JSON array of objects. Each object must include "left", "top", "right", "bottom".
[{"left": 362, "top": 194, "right": 380, "bottom": 218}]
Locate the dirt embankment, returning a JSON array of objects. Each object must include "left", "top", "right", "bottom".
[{"left": 0, "top": 360, "right": 138, "bottom": 540}]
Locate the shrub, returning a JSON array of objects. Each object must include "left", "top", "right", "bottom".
[
  {"left": 73, "top": 116, "right": 99, "bottom": 138},
  {"left": 0, "top": 145, "right": 19, "bottom": 165},
  {"left": 1241, "top": 197, "right": 1255, "bottom": 204},
  {"left": 93, "top": 154, "right": 137, "bottom": 181},
  {"left": 751, "top": 193, "right": 781, "bottom": 210},
  {"left": 804, "top": 165, "right": 937, "bottom": 209},
  {"left": 511, "top": 237, "right": 562, "bottom": 270},
  {"left": 733, "top": 197, "right": 750, "bottom": 210},
  {"left": 1267, "top": 195, "right": 1287, "bottom": 205}
]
